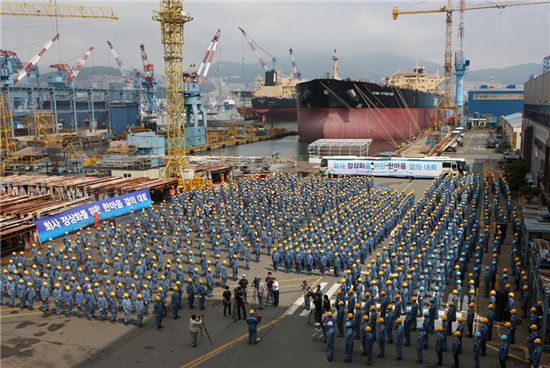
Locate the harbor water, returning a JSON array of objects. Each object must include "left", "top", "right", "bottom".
[{"left": 195, "top": 122, "right": 397, "bottom": 160}]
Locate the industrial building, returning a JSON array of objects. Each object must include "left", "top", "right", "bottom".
[
  {"left": 500, "top": 112, "right": 522, "bottom": 151},
  {"left": 467, "top": 85, "right": 524, "bottom": 118},
  {"left": 522, "top": 71, "right": 550, "bottom": 197}
]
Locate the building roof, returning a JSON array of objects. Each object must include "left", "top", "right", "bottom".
[
  {"left": 502, "top": 112, "right": 522, "bottom": 129},
  {"left": 307, "top": 139, "right": 374, "bottom": 158}
]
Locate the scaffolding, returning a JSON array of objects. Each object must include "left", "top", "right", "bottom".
[
  {"left": 153, "top": 0, "right": 193, "bottom": 182},
  {"left": 1, "top": 89, "right": 17, "bottom": 162},
  {"left": 307, "top": 139, "right": 373, "bottom": 163}
]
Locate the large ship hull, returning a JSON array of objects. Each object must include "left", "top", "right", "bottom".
[
  {"left": 251, "top": 97, "right": 297, "bottom": 122},
  {"left": 296, "top": 79, "right": 439, "bottom": 142}
]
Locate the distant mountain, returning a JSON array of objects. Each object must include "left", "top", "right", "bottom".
[
  {"left": 33, "top": 57, "right": 542, "bottom": 89},
  {"left": 464, "top": 63, "right": 542, "bottom": 85},
  {"left": 39, "top": 66, "right": 121, "bottom": 81},
  {"left": 211, "top": 53, "right": 443, "bottom": 85},
  {"left": 211, "top": 55, "right": 542, "bottom": 87}
]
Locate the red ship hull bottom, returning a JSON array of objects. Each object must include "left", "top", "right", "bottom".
[
  {"left": 298, "top": 108, "right": 435, "bottom": 143},
  {"left": 254, "top": 108, "right": 297, "bottom": 122}
]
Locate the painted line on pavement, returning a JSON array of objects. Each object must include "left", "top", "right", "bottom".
[
  {"left": 181, "top": 275, "right": 323, "bottom": 368},
  {"left": 464, "top": 132, "right": 475, "bottom": 152},
  {"left": 324, "top": 282, "right": 340, "bottom": 300},
  {"left": 403, "top": 179, "right": 416, "bottom": 192},
  {"left": 298, "top": 282, "right": 328, "bottom": 316},
  {"left": 0, "top": 310, "right": 48, "bottom": 319},
  {"left": 180, "top": 311, "right": 287, "bottom": 368}
]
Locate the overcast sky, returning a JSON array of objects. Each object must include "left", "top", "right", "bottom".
[{"left": 2, "top": 1, "right": 549, "bottom": 76}]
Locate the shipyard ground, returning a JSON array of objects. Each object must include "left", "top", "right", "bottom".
[{"left": 0, "top": 130, "right": 538, "bottom": 368}]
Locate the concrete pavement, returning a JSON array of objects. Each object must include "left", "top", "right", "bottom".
[{"left": 2, "top": 128, "right": 534, "bottom": 368}]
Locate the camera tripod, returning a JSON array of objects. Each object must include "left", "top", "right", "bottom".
[
  {"left": 251, "top": 286, "right": 258, "bottom": 310},
  {"left": 200, "top": 319, "right": 214, "bottom": 346}
]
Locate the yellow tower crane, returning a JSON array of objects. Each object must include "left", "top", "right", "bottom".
[
  {"left": 392, "top": 0, "right": 550, "bottom": 127},
  {"left": 1, "top": 2, "right": 118, "bottom": 19},
  {"left": 153, "top": 0, "right": 193, "bottom": 184},
  {"left": 0, "top": 2, "right": 118, "bottom": 168}
]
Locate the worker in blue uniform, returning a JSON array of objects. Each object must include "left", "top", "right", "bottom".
[
  {"left": 171, "top": 285, "right": 181, "bottom": 319},
  {"left": 97, "top": 291, "right": 107, "bottom": 320},
  {"left": 337, "top": 300, "right": 345, "bottom": 337},
  {"left": 362, "top": 325, "right": 374, "bottom": 365},
  {"left": 246, "top": 309, "right": 261, "bottom": 345},
  {"left": 473, "top": 332, "right": 482, "bottom": 368},
  {"left": 377, "top": 317, "right": 386, "bottom": 358},
  {"left": 531, "top": 338, "right": 542, "bottom": 368},
  {"left": 154, "top": 295, "right": 165, "bottom": 329},
  {"left": 435, "top": 325, "right": 446, "bottom": 366},
  {"left": 108, "top": 291, "right": 118, "bottom": 322},
  {"left": 122, "top": 293, "right": 132, "bottom": 325},
  {"left": 40, "top": 281, "right": 50, "bottom": 312},
  {"left": 344, "top": 320, "right": 354, "bottom": 363},
  {"left": 467, "top": 303, "right": 475, "bottom": 337},
  {"left": 197, "top": 280, "right": 206, "bottom": 310},
  {"left": 326, "top": 320, "right": 335, "bottom": 361},
  {"left": 135, "top": 294, "right": 145, "bottom": 327},
  {"left": 395, "top": 318, "right": 404, "bottom": 361},
  {"left": 452, "top": 330, "right": 462, "bottom": 368},
  {"left": 186, "top": 279, "right": 195, "bottom": 309},
  {"left": 498, "top": 334, "right": 509, "bottom": 368}
]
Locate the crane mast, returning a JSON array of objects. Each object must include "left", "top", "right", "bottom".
[
  {"left": 392, "top": 0, "right": 550, "bottom": 126},
  {"left": 69, "top": 47, "right": 94, "bottom": 85},
  {"left": 289, "top": 48, "right": 301, "bottom": 80},
  {"left": 238, "top": 27, "right": 269, "bottom": 72},
  {"left": 196, "top": 29, "right": 221, "bottom": 85},
  {"left": 14, "top": 34, "right": 59, "bottom": 84},
  {"left": 139, "top": 44, "right": 158, "bottom": 116},
  {"left": 153, "top": 0, "right": 193, "bottom": 181},
  {"left": 106, "top": 40, "right": 135, "bottom": 89},
  {"left": 1, "top": 2, "right": 118, "bottom": 168}
]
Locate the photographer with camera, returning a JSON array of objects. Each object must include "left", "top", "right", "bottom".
[
  {"left": 234, "top": 285, "right": 247, "bottom": 320},
  {"left": 252, "top": 276, "right": 265, "bottom": 310},
  {"left": 239, "top": 274, "right": 249, "bottom": 304},
  {"left": 265, "top": 272, "right": 274, "bottom": 306},
  {"left": 189, "top": 314, "right": 203, "bottom": 348}
]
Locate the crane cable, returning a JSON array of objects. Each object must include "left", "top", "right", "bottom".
[
  {"left": 353, "top": 83, "right": 405, "bottom": 146},
  {"left": 353, "top": 83, "right": 407, "bottom": 145},
  {"left": 318, "top": 81, "right": 398, "bottom": 146},
  {"left": 356, "top": 82, "right": 409, "bottom": 144},
  {"left": 391, "top": 86, "right": 422, "bottom": 142}
]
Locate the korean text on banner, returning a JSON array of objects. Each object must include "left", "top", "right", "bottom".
[{"left": 33, "top": 189, "right": 152, "bottom": 243}]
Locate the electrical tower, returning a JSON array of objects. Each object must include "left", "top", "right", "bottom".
[{"left": 153, "top": 0, "right": 193, "bottom": 181}]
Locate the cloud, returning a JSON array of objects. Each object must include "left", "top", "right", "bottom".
[{"left": 2, "top": 1, "right": 548, "bottom": 77}]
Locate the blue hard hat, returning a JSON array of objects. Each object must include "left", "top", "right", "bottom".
[
  {"left": 345, "top": 321, "right": 352, "bottom": 327},
  {"left": 501, "top": 335, "right": 508, "bottom": 341},
  {"left": 475, "top": 332, "right": 481, "bottom": 337}
]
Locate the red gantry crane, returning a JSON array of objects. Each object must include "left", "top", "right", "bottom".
[
  {"left": 195, "top": 29, "right": 221, "bottom": 85},
  {"left": 49, "top": 46, "right": 94, "bottom": 89}
]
